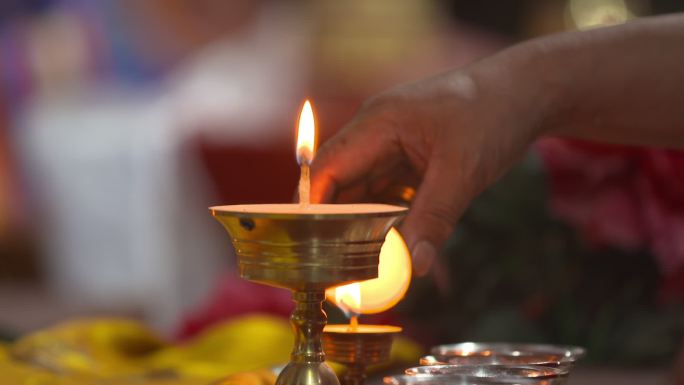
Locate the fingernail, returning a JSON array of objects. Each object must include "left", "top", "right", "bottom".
[{"left": 411, "top": 241, "right": 436, "bottom": 277}]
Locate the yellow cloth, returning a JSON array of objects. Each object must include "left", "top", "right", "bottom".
[
  {"left": 1, "top": 315, "right": 423, "bottom": 384},
  {"left": 3, "top": 315, "right": 291, "bottom": 384}
]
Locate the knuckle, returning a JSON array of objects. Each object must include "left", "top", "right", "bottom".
[
  {"left": 360, "top": 91, "right": 402, "bottom": 114},
  {"left": 360, "top": 94, "right": 386, "bottom": 111}
]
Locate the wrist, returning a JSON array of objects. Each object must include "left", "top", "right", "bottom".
[{"left": 473, "top": 36, "right": 577, "bottom": 141}]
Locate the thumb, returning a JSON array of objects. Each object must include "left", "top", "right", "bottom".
[{"left": 400, "top": 152, "right": 470, "bottom": 277}]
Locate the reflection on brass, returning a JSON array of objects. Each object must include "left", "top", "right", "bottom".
[{"left": 211, "top": 205, "right": 407, "bottom": 385}]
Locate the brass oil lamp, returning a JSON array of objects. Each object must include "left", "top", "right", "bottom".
[{"left": 211, "top": 100, "right": 408, "bottom": 385}]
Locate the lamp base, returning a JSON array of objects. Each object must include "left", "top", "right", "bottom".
[{"left": 276, "top": 361, "right": 340, "bottom": 385}]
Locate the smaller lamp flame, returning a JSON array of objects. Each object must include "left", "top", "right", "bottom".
[{"left": 334, "top": 282, "right": 361, "bottom": 318}]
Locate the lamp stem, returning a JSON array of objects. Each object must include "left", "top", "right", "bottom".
[{"left": 291, "top": 290, "right": 327, "bottom": 363}]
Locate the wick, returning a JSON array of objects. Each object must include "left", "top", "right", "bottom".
[
  {"left": 349, "top": 315, "right": 359, "bottom": 332},
  {"left": 299, "top": 163, "right": 310, "bottom": 207}
]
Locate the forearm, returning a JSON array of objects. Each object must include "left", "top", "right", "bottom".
[{"left": 495, "top": 14, "right": 684, "bottom": 147}]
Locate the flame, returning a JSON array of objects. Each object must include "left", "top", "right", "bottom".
[
  {"left": 334, "top": 282, "right": 361, "bottom": 316},
  {"left": 296, "top": 100, "right": 316, "bottom": 165},
  {"left": 327, "top": 228, "right": 412, "bottom": 314}
]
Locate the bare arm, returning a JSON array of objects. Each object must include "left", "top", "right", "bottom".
[
  {"left": 311, "top": 14, "right": 684, "bottom": 273},
  {"left": 515, "top": 13, "right": 684, "bottom": 145}
]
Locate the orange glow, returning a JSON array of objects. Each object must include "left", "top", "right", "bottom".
[
  {"left": 334, "top": 282, "right": 361, "bottom": 315},
  {"left": 296, "top": 100, "right": 316, "bottom": 165},
  {"left": 350, "top": 315, "right": 359, "bottom": 331},
  {"left": 327, "top": 228, "right": 412, "bottom": 314}
]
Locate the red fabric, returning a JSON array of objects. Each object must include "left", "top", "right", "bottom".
[
  {"left": 176, "top": 272, "right": 293, "bottom": 339},
  {"left": 176, "top": 271, "right": 403, "bottom": 340},
  {"left": 537, "top": 138, "right": 684, "bottom": 301}
]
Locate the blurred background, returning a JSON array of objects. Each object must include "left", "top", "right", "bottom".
[{"left": 0, "top": 0, "right": 683, "bottom": 375}]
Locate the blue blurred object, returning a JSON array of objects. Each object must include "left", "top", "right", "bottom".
[{"left": 0, "top": 0, "right": 55, "bottom": 24}]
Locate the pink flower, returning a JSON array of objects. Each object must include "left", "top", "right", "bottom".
[{"left": 537, "top": 138, "right": 684, "bottom": 280}]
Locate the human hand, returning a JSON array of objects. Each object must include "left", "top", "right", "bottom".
[{"left": 311, "top": 54, "right": 552, "bottom": 276}]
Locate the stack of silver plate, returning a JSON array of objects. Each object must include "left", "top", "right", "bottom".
[{"left": 384, "top": 342, "right": 585, "bottom": 385}]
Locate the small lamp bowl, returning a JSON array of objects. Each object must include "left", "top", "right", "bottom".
[{"left": 323, "top": 324, "right": 402, "bottom": 365}]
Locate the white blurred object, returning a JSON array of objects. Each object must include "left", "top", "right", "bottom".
[
  {"left": 15, "top": 3, "right": 308, "bottom": 333},
  {"left": 167, "top": 1, "right": 309, "bottom": 145},
  {"left": 18, "top": 90, "right": 227, "bottom": 332}
]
